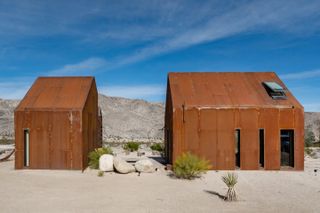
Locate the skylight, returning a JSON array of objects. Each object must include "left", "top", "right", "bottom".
[{"left": 262, "top": 81, "right": 287, "bottom": 100}]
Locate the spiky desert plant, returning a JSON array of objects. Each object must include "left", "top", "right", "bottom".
[{"left": 222, "top": 173, "right": 238, "bottom": 201}]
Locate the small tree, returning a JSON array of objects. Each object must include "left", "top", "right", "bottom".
[{"left": 222, "top": 173, "right": 238, "bottom": 202}]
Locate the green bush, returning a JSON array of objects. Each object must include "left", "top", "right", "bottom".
[
  {"left": 97, "top": 170, "right": 104, "bottom": 177},
  {"left": 173, "top": 152, "right": 211, "bottom": 179},
  {"left": 88, "top": 147, "right": 113, "bottom": 169},
  {"left": 123, "top": 142, "right": 140, "bottom": 152},
  {"left": 150, "top": 143, "right": 164, "bottom": 152},
  {"left": 305, "top": 147, "right": 315, "bottom": 157}
]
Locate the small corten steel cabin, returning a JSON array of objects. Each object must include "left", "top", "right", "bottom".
[
  {"left": 15, "top": 77, "right": 102, "bottom": 170},
  {"left": 165, "top": 72, "right": 304, "bottom": 170}
]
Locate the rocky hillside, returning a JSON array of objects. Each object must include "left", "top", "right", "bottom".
[
  {"left": 1, "top": 96, "right": 320, "bottom": 143},
  {"left": 98, "top": 94, "right": 164, "bottom": 142},
  {"left": 0, "top": 95, "right": 164, "bottom": 142},
  {"left": 305, "top": 112, "right": 320, "bottom": 141}
]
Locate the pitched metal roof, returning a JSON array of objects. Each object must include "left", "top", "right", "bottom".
[
  {"left": 168, "top": 72, "right": 303, "bottom": 109},
  {"left": 15, "top": 76, "right": 95, "bottom": 111}
]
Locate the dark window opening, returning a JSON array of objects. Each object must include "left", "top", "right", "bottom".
[
  {"left": 235, "top": 129, "right": 240, "bottom": 168},
  {"left": 280, "top": 130, "right": 294, "bottom": 168},
  {"left": 262, "top": 81, "right": 287, "bottom": 100},
  {"left": 24, "top": 129, "right": 30, "bottom": 167},
  {"left": 259, "top": 129, "right": 264, "bottom": 168}
]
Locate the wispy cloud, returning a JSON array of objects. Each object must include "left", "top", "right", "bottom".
[
  {"left": 0, "top": 78, "right": 35, "bottom": 99},
  {"left": 114, "top": 0, "right": 320, "bottom": 66},
  {"left": 47, "top": 57, "right": 108, "bottom": 76},
  {"left": 99, "top": 85, "right": 165, "bottom": 100},
  {"left": 280, "top": 69, "right": 320, "bottom": 80}
]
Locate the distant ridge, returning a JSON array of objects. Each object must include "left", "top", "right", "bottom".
[{"left": 0, "top": 95, "right": 319, "bottom": 143}]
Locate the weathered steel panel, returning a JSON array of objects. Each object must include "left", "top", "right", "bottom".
[
  {"left": 15, "top": 77, "right": 94, "bottom": 111},
  {"left": 261, "top": 108, "right": 280, "bottom": 170},
  {"left": 184, "top": 108, "right": 199, "bottom": 153},
  {"left": 294, "top": 108, "right": 304, "bottom": 170},
  {"left": 165, "top": 72, "right": 304, "bottom": 171},
  {"left": 216, "top": 109, "right": 235, "bottom": 170},
  {"left": 239, "top": 109, "right": 259, "bottom": 170},
  {"left": 15, "top": 77, "right": 100, "bottom": 170},
  {"left": 199, "top": 109, "right": 217, "bottom": 169},
  {"left": 279, "top": 108, "right": 295, "bottom": 128}
]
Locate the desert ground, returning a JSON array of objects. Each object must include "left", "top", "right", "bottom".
[{"left": 1, "top": 146, "right": 320, "bottom": 213}]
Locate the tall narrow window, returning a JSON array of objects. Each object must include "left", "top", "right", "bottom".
[
  {"left": 280, "top": 130, "right": 294, "bottom": 168},
  {"left": 235, "top": 129, "right": 240, "bottom": 168},
  {"left": 259, "top": 129, "right": 264, "bottom": 168},
  {"left": 24, "top": 129, "right": 30, "bottom": 167}
]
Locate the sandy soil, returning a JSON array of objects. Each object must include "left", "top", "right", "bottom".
[{"left": 0, "top": 152, "right": 320, "bottom": 213}]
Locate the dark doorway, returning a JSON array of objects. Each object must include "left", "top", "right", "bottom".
[
  {"left": 280, "top": 130, "right": 294, "bottom": 167},
  {"left": 235, "top": 129, "right": 240, "bottom": 168},
  {"left": 24, "top": 129, "right": 30, "bottom": 167},
  {"left": 259, "top": 129, "right": 264, "bottom": 168}
]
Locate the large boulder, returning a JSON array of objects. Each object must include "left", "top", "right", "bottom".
[
  {"left": 113, "top": 157, "right": 136, "bottom": 174},
  {"left": 99, "top": 154, "right": 114, "bottom": 172},
  {"left": 135, "top": 159, "right": 155, "bottom": 173}
]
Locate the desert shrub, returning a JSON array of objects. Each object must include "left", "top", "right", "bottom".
[
  {"left": 222, "top": 173, "right": 238, "bottom": 202},
  {"left": 305, "top": 147, "right": 315, "bottom": 157},
  {"left": 173, "top": 152, "right": 211, "bottom": 179},
  {"left": 88, "top": 147, "right": 113, "bottom": 169},
  {"left": 97, "top": 170, "right": 104, "bottom": 177},
  {"left": 123, "top": 142, "right": 140, "bottom": 152},
  {"left": 150, "top": 143, "right": 164, "bottom": 152}
]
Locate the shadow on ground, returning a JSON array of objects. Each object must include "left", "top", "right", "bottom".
[{"left": 204, "top": 190, "right": 226, "bottom": 200}]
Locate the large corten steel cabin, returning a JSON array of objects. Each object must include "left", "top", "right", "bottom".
[
  {"left": 165, "top": 72, "right": 304, "bottom": 170},
  {"left": 15, "top": 77, "right": 102, "bottom": 170}
]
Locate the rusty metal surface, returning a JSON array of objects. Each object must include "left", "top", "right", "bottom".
[
  {"left": 15, "top": 77, "right": 94, "bottom": 111},
  {"left": 165, "top": 72, "right": 304, "bottom": 171},
  {"left": 168, "top": 72, "right": 303, "bottom": 109},
  {"left": 15, "top": 77, "right": 101, "bottom": 170}
]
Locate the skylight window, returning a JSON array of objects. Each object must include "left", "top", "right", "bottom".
[{"left": 262, "top": 81, "right": 287, "bottom": 100}]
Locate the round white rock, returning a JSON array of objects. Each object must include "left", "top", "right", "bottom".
[
  {"left": 99, "top": 154, "right": 114, "bottom": 172},
  {"left": 135, "top": 159, "right": 155, "bottom": 173}
]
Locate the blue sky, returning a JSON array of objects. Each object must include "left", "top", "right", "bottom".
[{"left": 0, "top": 0, "right": 320, "bottom": 111}]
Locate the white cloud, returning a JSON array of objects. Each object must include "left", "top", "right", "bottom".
[
  {"left": 99, "top": 85, "right": 165, "bottom": 100},
  {"left": 109, "top": 0, "right": 320, "bottom": 67},
  {"left": 47, "top": 57, "right": 108, "bottom": 76},
  {"left": 280, "top": 69, "right": 320, "bottom": 80}
]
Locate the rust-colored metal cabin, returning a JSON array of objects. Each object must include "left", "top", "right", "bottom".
[
  {"left": 165, "top": 72, "right": 304, "bottom": 170},
  {"left": 15, "top": 77, "right": 102, "bottom": 170}
]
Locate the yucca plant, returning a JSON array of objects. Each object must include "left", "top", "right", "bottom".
[
  {"left": 222, "top": 173, "right": 238, "bottom": 201},
  {"left": 173, "top": 152, "right": 211, "bottom": 179},
  {"left": 88, "top": 147, "right": 113, "bottom": 169}
]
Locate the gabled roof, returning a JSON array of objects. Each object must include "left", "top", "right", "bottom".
[
  {"left": 168, "top": 72, "right": 303, "bottom": 109},
  {"left": 15, "top": 76, "right": 95, "bottom": 111}
]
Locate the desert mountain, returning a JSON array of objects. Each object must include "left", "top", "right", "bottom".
[
  {"left": 1, "top": 96, "right": 320, "bottom": 143},
  {"left": 0, "top": 95, "right": 164, "bottom": 142}
]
